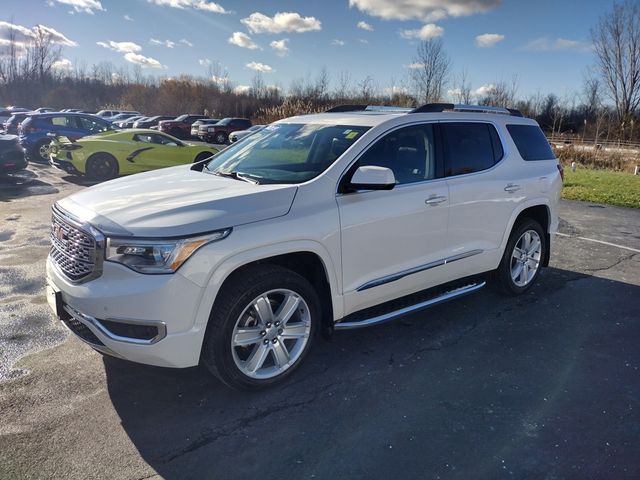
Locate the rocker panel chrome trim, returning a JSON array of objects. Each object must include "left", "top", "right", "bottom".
[{"left": 356, "top": 249, "right": 483, "bottom": 292}]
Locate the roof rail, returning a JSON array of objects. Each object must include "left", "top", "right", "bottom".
[
  {"left": 325, "top": 105, "right": 368, "bottom": 113},
  {"left": 411, "top": 103, "right": 523, "bottom": 117},
  {"left": 325, "top": 105, "right": 413, "bottom": 113}
]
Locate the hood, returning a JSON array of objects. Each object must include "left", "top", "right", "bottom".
[{"left": 57, "top": 165, "right": 298, "bottom": 237}]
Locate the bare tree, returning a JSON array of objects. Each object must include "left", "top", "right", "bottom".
[
  {"left": 591, "top": 0, "right": 640, "bottom": 123},
  {"left": 335, "top": 70, "right": 353, "bottom": 100},
  {"left": 410, "top": 38, "right": 451, "bottom": 104},
  {"left": 478, "top": 76, "right": 519, "bottom": 107},
  {"left": 451, "top": 68, "right": 472, "bottom": 104}
]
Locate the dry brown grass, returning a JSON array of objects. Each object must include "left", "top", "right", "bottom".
[{"left": 553, "top": 145, "right": 639, "bottom": 172}]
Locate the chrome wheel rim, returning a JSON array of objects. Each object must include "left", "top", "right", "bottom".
[
  {"left": 39, "top": 143, "right": 50, "bottom": 158},
  {"left": 231, "top": 289, "right": 311, "bottom": 380},
  {"left": 510, "top": 230, "right": 542, "bottom": 287}
]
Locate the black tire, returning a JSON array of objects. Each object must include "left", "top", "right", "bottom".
[
  {"left": 32, "top": 139, "right": 52, "bottom": 163},
  {"left": 194, "top": 151, "right": 213, "bottom": 163},
  {"left": 214, "top": 132, "right": 227, "bottom": 145},
  {"left": 85, "top": 153, "right": 119, "bottom": 181},
  {"left": 201, "top": 264, "right": 320, "bottom": 390},
  {"left": 490, "top": 218, "right": 546, "bottom": 295}
]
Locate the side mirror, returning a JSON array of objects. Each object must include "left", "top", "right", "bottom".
[{"left": 347, "top": 166, "right": 396, "bottom": 191}]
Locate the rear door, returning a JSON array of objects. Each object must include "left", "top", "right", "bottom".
[{"left": 442, "top": 121, "right": 522, "bottom": 272}]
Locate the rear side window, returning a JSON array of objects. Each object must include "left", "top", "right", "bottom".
[
  {"left": 506, "top": 124, "right": 555, "bottom": 161},
  {"left": 442, "top": 122, "right": 503, "bottom": 176}
]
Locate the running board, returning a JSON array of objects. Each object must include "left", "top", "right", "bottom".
[{"left": 334, "top": 281, "right": 486, "bottom": 331}]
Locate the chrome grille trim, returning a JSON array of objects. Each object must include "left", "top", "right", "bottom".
[{"left": 49, "top": 204, "right": 105, "bottom": 284}]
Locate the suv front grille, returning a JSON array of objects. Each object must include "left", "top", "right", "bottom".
[{"left": 50, "top": 208, "right": 103, "bottom": 283}]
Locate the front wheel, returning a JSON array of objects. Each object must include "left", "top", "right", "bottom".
[
  {"left": 201, "top": 265, "right": 319, "bottom": 390},
  {"left": 491, "top": 218, "right": 546, "bottom": 295},
  {"left": 32, "top": 139, "right": 52, "bottom": 163}
]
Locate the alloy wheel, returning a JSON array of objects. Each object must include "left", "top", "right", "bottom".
[{"left": 510, "top": 229, "right": 542, "bottom": 287}]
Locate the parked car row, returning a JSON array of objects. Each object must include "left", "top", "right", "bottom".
[{"left": 0, "top": 105, "right": 265, "bottom": 181}]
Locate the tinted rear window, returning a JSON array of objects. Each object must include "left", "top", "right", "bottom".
[
  {"left": 442, "top": 122, "right": 503, "bottom": 176},
  {"left": 506, "top": 124, "right": 555, "bottom": 161}
]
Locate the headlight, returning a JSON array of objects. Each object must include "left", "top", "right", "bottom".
[{"left": 106, "top": 229, "right": 231, "bottom": 274}]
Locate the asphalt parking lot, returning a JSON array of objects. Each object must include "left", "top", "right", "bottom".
[{"left": 1, "top": 164, "right": 639, "bottom": 479}]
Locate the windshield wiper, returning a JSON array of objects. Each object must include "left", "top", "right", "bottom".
[{"left": 211, "top": 170, "right": 259, "bottom": 184}]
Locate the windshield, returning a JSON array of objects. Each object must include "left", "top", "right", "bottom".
[
  {"left": 174, "top": 114, "right": 188, "bottom": 121},
  {"left": 204, "top": 123, "right": 369, "bottom": 184}
]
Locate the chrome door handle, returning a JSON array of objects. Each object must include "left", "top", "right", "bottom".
[
  {"left": 504, "top": 184, "right": 521, "bottom": 193},
  {"left": 425, "top": 195, "right": 447, "bottom": 206}
]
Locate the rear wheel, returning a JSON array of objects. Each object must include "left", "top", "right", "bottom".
[
  {"left": 201, "top": 265, "right": 319, "bottom": 390},
  {"left": 491, "top": 218, "right": 546, "bottom": 295},
  {"left": 32, "top": 139, "right": 51, "bottom": 163},
  {"left": 194, "top": 151, "right": 213, "bottom": 163},
  {"left": 85, "top": 153, "right": 119, "bottom": 181}
]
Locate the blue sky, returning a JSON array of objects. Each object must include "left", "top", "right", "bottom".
[{"left": 2, "top": 0, "right": 613, "bottom": 100}]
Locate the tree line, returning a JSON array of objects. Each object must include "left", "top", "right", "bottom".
[{"left": 0, "top": 1, "right": 637, "bottom": 141}]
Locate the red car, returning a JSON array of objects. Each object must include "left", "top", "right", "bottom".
[
  {"left": 157, "top": 114, "right": 209, "bottom": 139},
  {"left": 201, "top": 117, "right": 252, "bottom": 144}
]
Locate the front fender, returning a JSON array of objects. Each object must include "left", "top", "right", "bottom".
[{"left": 187, "top": 240, "right": 344, "bottom": 330}]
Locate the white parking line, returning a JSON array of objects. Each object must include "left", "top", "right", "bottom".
[{"left": 556, "top": 232, "right": 640, "bottom": 254}]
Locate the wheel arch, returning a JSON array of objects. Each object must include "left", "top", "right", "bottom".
[
  {"left": 501, "top": 200, "right": 552, "bottom": 267},
  {"left": 192, "top": 242, "right": 343, "bottom": 340}
]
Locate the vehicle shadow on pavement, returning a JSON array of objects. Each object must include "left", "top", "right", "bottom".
[
  {"left": 0, "top": 171, "right": 58, "bottom": 201},
  {"left": 103, "top": 267, "right": 640, "bottom": 480}
]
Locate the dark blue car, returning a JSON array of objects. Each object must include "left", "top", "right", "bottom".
[{"left": 18, "top": 112, "right": 114, "bottom": 162}]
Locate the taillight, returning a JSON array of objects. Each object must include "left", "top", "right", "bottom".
[{"left": 557, "top": 163, "right": 564, "bottom": 182}]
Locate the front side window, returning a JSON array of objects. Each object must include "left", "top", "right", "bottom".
[
  {"left": 204, "top": 123, "right": 369, "bottom": 184},
  {"left": 78, "top": 116, "right": 112, "bottom": 132},
  {"left": 356, "top": 124, "right": 437, "bottom": 185},
  {"left": 442, "top": 122, "right": 503, "bottom": 177}
]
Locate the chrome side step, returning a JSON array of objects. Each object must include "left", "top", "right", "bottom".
[{"left": 334, "top": 281, "right": 486, "bottom": 331}]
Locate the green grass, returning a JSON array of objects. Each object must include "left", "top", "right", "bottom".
[{"left": 562, "top": 168, "right": 640, "bottom": 209}]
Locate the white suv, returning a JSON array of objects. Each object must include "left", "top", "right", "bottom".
[{"left": 46, "top": 104, "right": 563, "bottom": 389}]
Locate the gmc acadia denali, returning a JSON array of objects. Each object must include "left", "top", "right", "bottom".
[{"left": 46, "top": 104, "right": 563, "bottom": 389}]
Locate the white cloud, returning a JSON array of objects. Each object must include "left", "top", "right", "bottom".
[
  {"left": 228, "top": 32, "right": 260, "bottom": 50},
  {"left": 447, "top": 87, "right": 462, "bottom": 97},
  {"left": 198, "top": 58, "right": 211, "bottom": 66},
  {"left": 150, "top": 38, "right": 175, "bottom": 48},
  {"left": 97, "top": 40, "right": 142, "bottom": 53},
  {"left": 212, "top": 75, "right": 229, "bottom": 86},
  {"left": 54, "top": 0, "right": 104, "bottom": 14},
  {"left": 246, "top": 61, "right": 273, "bottom": 73},
  {"left": 400, "top": 23, "right": 443, "bottom": 40},
  {"left": 522, "top": 37, "right": 591, "bottom": 52},
  {"left": 358, "top": 38, "right": 369, "bottom": 44},
  {"left": 357, "top": 21, "right": 373, "bottom": 31},
  {"left": 124, "top": 52, "right": 166, "bottom": 68},
  {"left": 349, "top": 0, "right": 500, "bottom": 22},
  {"left": 147, "top": 0, "right": 227, "bottom": 13},
  {"left": 52, "top": 58, "right": 73, "bottom": 70},
  {"left": 241, "top": 12, "right": 321, "bottom": 34},
  {"left": 124, "top": 14, "right": 134, "bottom": 21},
  {"left": 179, "top": 38, "right": 193, "bottom": 47},
  {"left": 474, "top": 84, "right": 496, "bottom": 96},
  {"left": 384, "top": 85, "right": 408, "bottom": 95},
  {"left": 233, "top": 85, "right": 251, "bottom": 94},
  {"left": 270, "top": 38, "right": 289, "bottom": 56},
  {"left": 405, "top": 62, "right": 426, "bottom": 69},
  {"left": 0, "top": 22, "right": 78, "bottom": 47},
  {"left": 475, "top": 33, "right": 504, "bottom": 48},
  {"left": 332, "top": 39, "right": 345, "bottom": 46}
]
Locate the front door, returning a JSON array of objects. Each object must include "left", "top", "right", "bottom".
[{"left": 337, "top": 123, "right": 450, "bottom": 315}]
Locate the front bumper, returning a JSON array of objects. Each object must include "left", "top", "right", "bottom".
[{"left": 46, "top": 256, "right": 209, "bottom": 368}]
